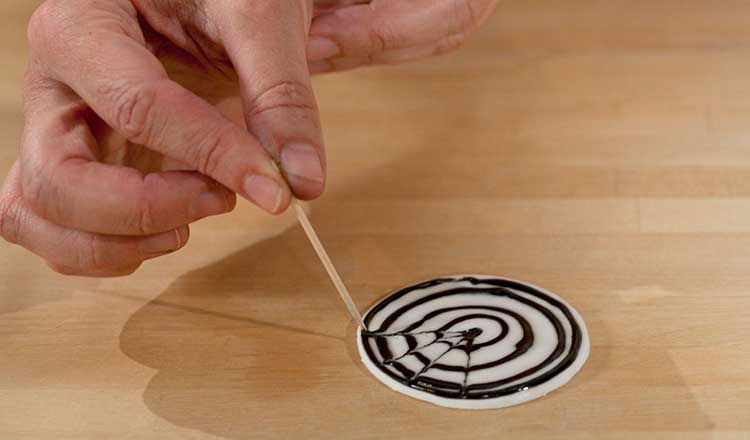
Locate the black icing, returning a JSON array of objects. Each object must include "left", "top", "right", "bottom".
[{"left": 360, "top": 276, "right": 583, "bottom": 400}]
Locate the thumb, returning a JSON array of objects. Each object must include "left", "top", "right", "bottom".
[{"left": 219, "top": 0, "right": 326, "bottom": 200}]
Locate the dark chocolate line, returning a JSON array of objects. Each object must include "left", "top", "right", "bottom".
[
  {"left": 383, "top": 333, "right": 464, "bottom": 364},
  {"left": 407, "top": 336, "right": 468, "bottom": 385},
  {"left": 461, "top": 339, "right": 474, "bottom": 398}
]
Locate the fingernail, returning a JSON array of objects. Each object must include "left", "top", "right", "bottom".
[
  {"left": 281, "top": 143, "right": 324, "bottom": 185},
  {"left": 139, "top": 230, "right": 181, "bottom": 255},
  {"left": 191, "top": 189, "right": 229, "bottom": 218},
  {"left": 307, "top": 37, "right": 339, "bottom": 61},
  {"left": 243, "top": 174, "right": 283, "bottom": 213}
]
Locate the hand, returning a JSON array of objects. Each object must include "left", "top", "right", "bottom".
[
  {"left": 307, "top": 0, "right": 499, "bottom": 73},
  {"left": 0, "top": 0, "right": 325, "bottom": 276}
]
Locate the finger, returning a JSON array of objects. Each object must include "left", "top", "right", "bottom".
[
  {"left": 1, "top": 163, "right": 190, "bottom": 277},
  {"left": 308, "top": 35, "right": 465, "bottom": 74},
  {"left": 27, "top": 1, "right": 291, "bottom": 213},
  {"left": 307, "top": 0, "right": 498, "bottom": 65},
  {"left": 20, "top": 79, "right": 235, "bottom": 235},
  {"left": 218, "top": 0, "right": 326, "bottom": 200}
]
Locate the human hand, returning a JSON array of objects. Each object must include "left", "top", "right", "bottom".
[
  {"left": 307, "top": 0, "right": 499, "bottom": 73},
  {"left": 0, "top": 0, "right": 325, "bottom": 276}
]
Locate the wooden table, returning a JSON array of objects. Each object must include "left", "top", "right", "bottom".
[{"left": 1, "top": 1, "right": 749, "bottom": 439}]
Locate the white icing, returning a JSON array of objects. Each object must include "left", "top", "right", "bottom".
[{"left": 357, "top": 275, "right": 590, "bottom": 409}]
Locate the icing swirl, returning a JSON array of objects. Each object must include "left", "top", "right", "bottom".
[{"left": 358, "top": 275, "right": 589, "bottom": 409}]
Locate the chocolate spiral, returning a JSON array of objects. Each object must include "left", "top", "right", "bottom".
[{"left": 358, "top": 276, "right": 589, "bottom": 408}]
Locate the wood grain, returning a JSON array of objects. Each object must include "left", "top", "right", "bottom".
[{"left": 1, "top": 1, "right": 749, "bottom": 439}]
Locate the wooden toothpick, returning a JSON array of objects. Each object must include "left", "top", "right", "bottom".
[{"left": 292, "top": 201, "right": 367, "bottom": 330}]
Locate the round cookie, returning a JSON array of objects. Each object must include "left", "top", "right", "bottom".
[{"left": 358, "top": 275, "right": 590, "bottom": 409}]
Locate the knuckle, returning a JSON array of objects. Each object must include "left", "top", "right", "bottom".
[
  {"left": 83, "top": 234, "right": 104, "bottom": 270},
  {"left": 27, "top": 0, "right": 82, "bottom": 58},
  {"left": 369, "top": 20, "right": 397, "bottom": 53},
  {"left": 107, "top": 82, "right": 159, "bottom": 144},
  {"left": 0, "top": 193, "right": 23, "bottom": 245},
  {"left": 19, "top": 161, "right": 50, "bottom": 219},
  {"left": 194, "top": 125, "right": 234, "bottom": 177},
  {"left": 135, "top": 197, "right": 158, "bottom": 236},
  {"left": 27, "top": 1, "right": 62, "bottom": 50},
  {"left": 246, "top": 80, "right": 316, "bottom": 118},
  {"left": 130, "top": 175, "right": 163, "bottom": 235},
  {"left": 75, "top": 234, "right": 112, "bottom": 271},
  {"left": 70, "top": 233, "right": 108, "bottom": 272}
]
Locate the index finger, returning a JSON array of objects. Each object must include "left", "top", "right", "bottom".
[{"left": 307, "top": 0, "right": 498, "bottom": 65}]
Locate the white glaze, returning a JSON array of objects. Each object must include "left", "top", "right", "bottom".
[{"left": 357, "top": 275, "right": 590, "bottom": 410}]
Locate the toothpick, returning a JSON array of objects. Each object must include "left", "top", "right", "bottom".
[{"left": 292, "top": 201, "right": 367, "bottom": 330}]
